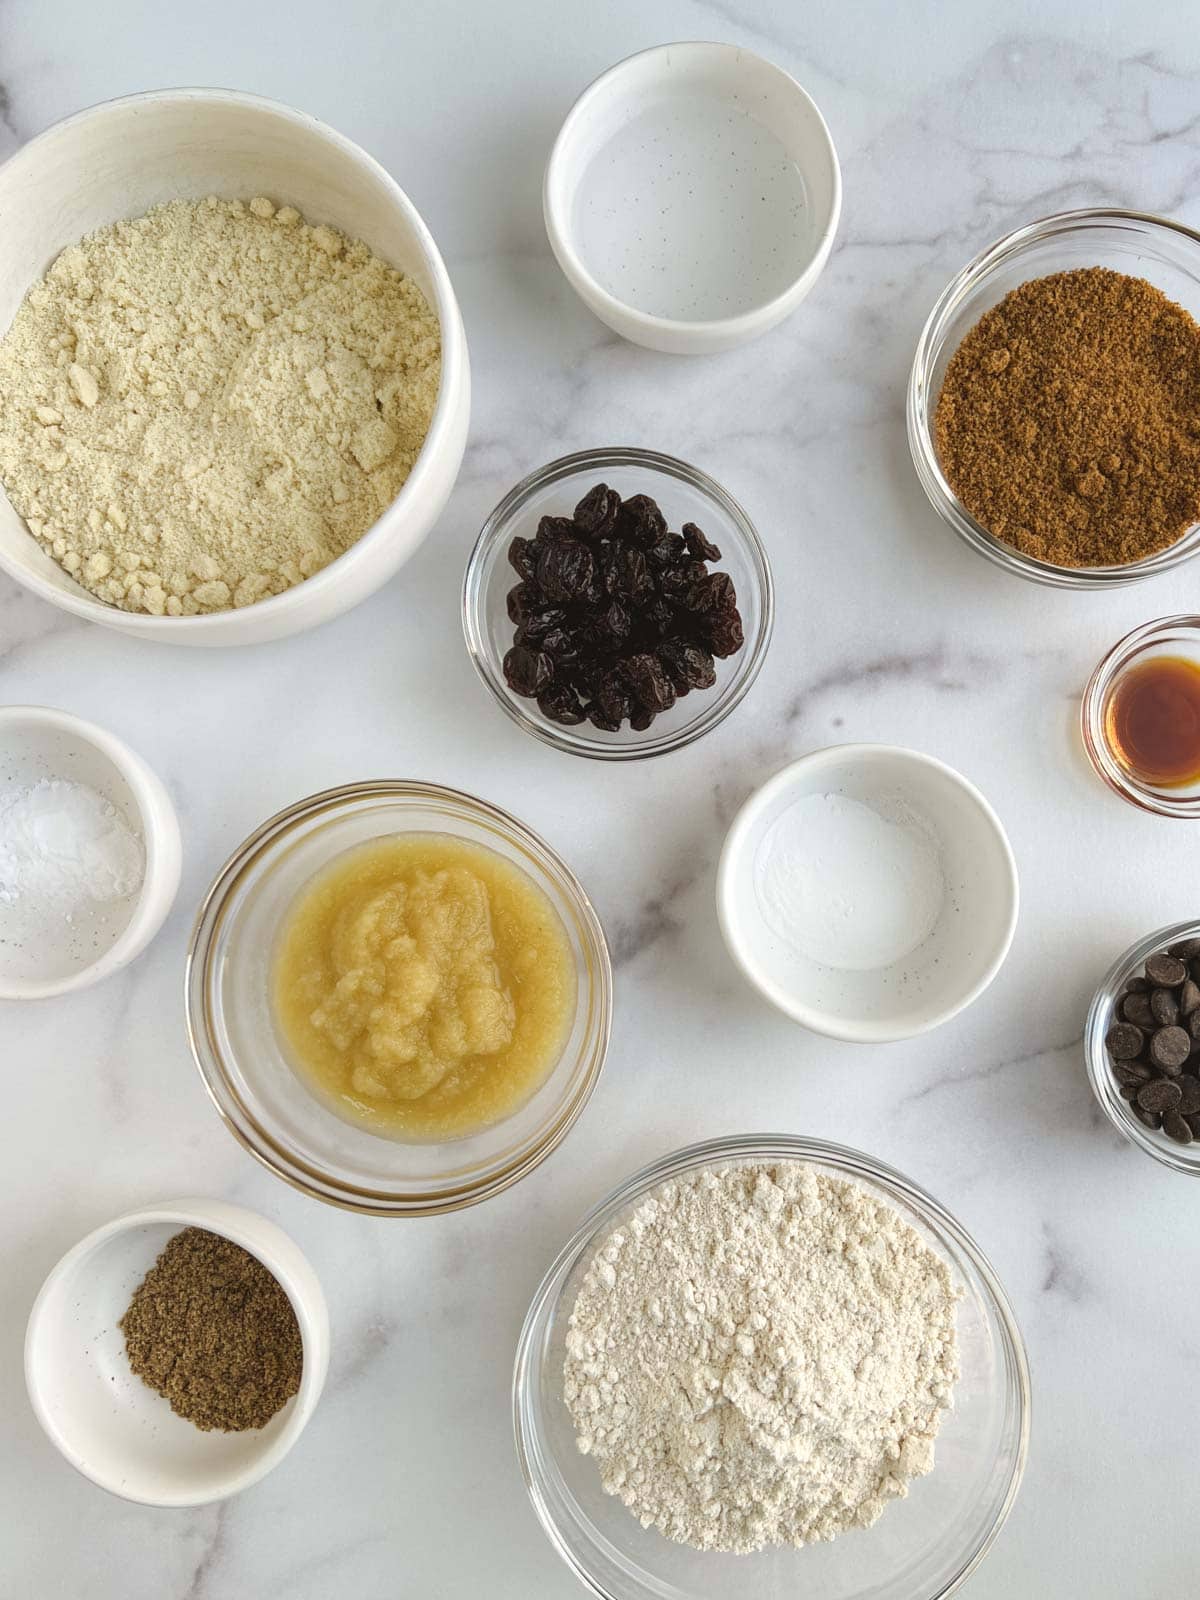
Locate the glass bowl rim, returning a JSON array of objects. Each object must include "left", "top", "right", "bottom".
[
  {"left": 461, "top": 446, "right": 775, "bottom": 761},
  {"left": 185, "top": 778, "right": 613, "bottom": 1215},
  {"left": 1084, "top": 918, "right": 1200, "bottom": 1172},
  {"left": 1080, "top": 614, "right": 1200, "bottom": 819},
  {"left": 907, "top": 206, "right": 1200, "bottom": 590},
  {"left": 513, "top": 1131, "right": 1031, "bottom": 1600}
]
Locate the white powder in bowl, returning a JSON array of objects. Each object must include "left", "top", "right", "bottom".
[
  {"left": 564, "top": 1161, "right": 960, "bottom": 1554},
  {"left": 754, "top": 791, "right": 945, "bottom": 971},
  {"left": 0, "top": 778, "right": 143, "bottom": 911}
]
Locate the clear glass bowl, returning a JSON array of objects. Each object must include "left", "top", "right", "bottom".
[
  {"left": 462, "top": 448, "right": 773, "bottom": 759},
  {"left": 908, "top": 208, "right": 1200, "bottom": 588},
  {"left": 514, "top": 1134, "right": 1030, "bottom": 1600},
  {"left": 1081, "top": 615, "right": 1200, "bottom": 818},
  {"left": 1085, "top": 919, "right": 1200, "bottom": 1173},
  {"left": 186, "top": 781, "right": 612, "bottom": 1215}
]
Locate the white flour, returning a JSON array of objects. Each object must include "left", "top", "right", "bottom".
[
  {"left": 564, "top": 1162, "right": 959, "bottom": 1554},
  {"left": 754, "top": 791, "right": 945, "bottom": 970},
  {"left": 0, "top": 778, "right": 143, "bottom": 912}
]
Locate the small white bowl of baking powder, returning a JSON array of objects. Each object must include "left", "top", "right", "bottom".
[
  {"left": 0, "top": 706, "right": 181, "bottom": 999},
  {"left": 717, "top": 745, "right": 1019, "bottom": 1041}
]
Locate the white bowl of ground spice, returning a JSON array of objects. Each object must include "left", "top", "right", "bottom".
[
  {"left": 908, "top": 208, "right": 1200, "bottom": 588},
  {"left": 24, "top": 1198, "right": 328, "bottom": 1506},
  {"left": 0, "top": 88, "right": 469, "bottom": 644}
]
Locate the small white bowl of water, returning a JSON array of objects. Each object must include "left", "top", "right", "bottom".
[
  {"left": 717, "top": 745, "right": 1019, "bottom": 1041},
  {"left": 544, "top": 42, "right": 841, "bottom": 354}
]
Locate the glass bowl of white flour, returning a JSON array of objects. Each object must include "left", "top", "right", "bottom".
[{"left": 514, "top": 1134, "right": 1029, "bottom": 1600}]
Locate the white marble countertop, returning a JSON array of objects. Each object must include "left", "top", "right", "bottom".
[{"left": 2, "top": 3, "right": 1199, "bottom": 1595}]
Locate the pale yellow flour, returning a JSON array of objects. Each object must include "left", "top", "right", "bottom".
[{"left": 0, "top": 195, "right": 441, "bottom": 615}]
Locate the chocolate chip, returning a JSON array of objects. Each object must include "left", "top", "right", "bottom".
[
  {"left": 1188, "top": 1113, "right": 1200, "bottom": 1137},
  {"left": 1169, "top": 938, "right": 1200, "bottom": 962},
  {"left": 1146, "top": 953, "right": 1188, "bottom": 988},
  {"left": 1125, "top": 975, "right": 1151, "bottom": 993},
  {"left": 1150, "top": 1026, "right": 1191, "bottom": 1071},
  {"left": 1138, "top": 1078, "right": 1183, "bottom": 1113},
  {"left": 1113, "top": 1060, "right": 1153, "bottom": 1086},
  {"left": 1106, "top": 1021, "right": 1145, "bottom": 1060},
  {"left": 1121, "top": 993, "right": 1156, "bottom": 1029},
  {"left": 1188, "top": 1009, "right": 1200, "bottom": 1042},
  {"left": 1119, "top": 1081, "right": 1140, "bottom": 1101},
  {"left": 1181, "top": 978, "right": 1200, "bottom": 1017},
  {"left": 1176, "top": 1076, "right": 1200, "bottom": 1115},
  {"left": 1163, "top": 1110, "right": 1195, "bottom": 1145},
  {"left": 1134, "top": 1105, "right": 1163, "bottom": 1130},
  {"left": 1151, "top": 988, "right": 1181, "bottom": 1027}
]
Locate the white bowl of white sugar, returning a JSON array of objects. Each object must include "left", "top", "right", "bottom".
[
  {"left": 0, "top": 88, "right": 469, "bottom": 645},
  {"left": 717, "top": 745, "right": 1019, "bottom": 1041},
  {"left": 0, "top": 707, "right": 180, "bottom": 998}
]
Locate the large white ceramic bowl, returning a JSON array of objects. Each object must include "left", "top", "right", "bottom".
[
  {"left": 717, "top": 746, "right": 1019, "bottom": 1041},
  {"left": 0, "top": 88, "right": 470, "bottom": 645},
  {"left": 25, "top": 1198, "right": 329, "bottom": 1506}
]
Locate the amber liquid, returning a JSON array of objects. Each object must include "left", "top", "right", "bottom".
[{"left": 1105, "top": 654, "right": 1200, "bottom": 787}]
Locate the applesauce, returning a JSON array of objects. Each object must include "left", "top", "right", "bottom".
[{"left": 272, "top": 833, "right": 576, "bottom": 1140}]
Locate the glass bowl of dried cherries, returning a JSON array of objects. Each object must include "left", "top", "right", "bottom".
[{"left": 463, "top": 448, "right": 773, "bottom": 759}]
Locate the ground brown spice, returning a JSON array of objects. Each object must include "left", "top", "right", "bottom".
[
  {"left": 119, "top": 1227, "right": 302, "bottom": 1432},
  {"left": 934, "top": 267, "right": 1200, "bottom": 567}
]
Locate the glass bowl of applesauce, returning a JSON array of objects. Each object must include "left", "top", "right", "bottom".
[{"left": 186, "top": 781, "right": 612, "bottom": 1215}]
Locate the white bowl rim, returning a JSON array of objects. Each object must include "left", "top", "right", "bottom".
[
  {"left": 513, "top": 1131, "right": 1031, "bottom": 1600},
  {"left": 24, "top": 1196, "right": 327, "bottom": 1507},
  {"left": 543, "top": 41, "right": 842, "bottom": 340},
  {"left": 0, "top": 84, "right": 465, "bottom": 637},
  {"left": 716, "top": 743, "right": 1020, "bottom": 1041},
  {"left": 0, "top": 704, "right": 181, "bottom": 999}
]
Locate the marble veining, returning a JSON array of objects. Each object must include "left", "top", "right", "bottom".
[{"left": 2, "top": 3, "right": 1200, "bottom": 1597}]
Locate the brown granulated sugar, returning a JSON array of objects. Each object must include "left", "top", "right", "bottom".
[
  {"left": 119, "top": 1227, "right": 302, "bottom": 1432},
  {"left": 934, "top": 267, "right": 1200, "bottom": 567}
]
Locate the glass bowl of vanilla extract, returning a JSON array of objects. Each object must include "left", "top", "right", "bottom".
[{"left": 1082, "top": 615, "right": 1200, "bottom": 817}]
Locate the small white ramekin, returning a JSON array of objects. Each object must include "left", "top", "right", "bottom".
[
  {"left": 0, "top": 88, "right": 470, "bottom": 645},
  {"left": 544, "top": 43, "right": 841, "bottom": 355},
  {"left": 25, "top": 1198, "right": 329, "bottom": 1507},
  {"left": 717, "top": 745, "right": 1019, "bottom": 1041},
  {"left": 0, "top": 706, "right": 181, "bottom": 1000}
]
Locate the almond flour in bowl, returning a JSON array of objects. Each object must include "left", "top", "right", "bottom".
[{"left": 0, "top": 196, "right": 440, "bottom": 615}]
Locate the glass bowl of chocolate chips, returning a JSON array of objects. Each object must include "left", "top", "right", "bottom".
[
  {"left": 462, "top": 448, "right": 773, "bottom": 759},
  {"left": 1086, "top": 921, "right": 1200, "bottom": 1174}
]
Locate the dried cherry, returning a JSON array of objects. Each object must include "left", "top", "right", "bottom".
[
  {"left": 508, "top": 536, "right": 538, "bottom": 580},
  {"left": 682, "top": 521, "right": 721, "bottom": 562},
  {"left": 503, "top": 644, "right": 554, "bottom": 696},
  {"left": 618, "top": 493, "right": 667, "bottom": 546},
  {"left": 537, "top": 684, "right": 586, "bottom": 725},
  {"left": 574, "top": 482, "right": 621, "bottom": 539},
  {"left": 623, "top": 652, "right": 676, "bottom": 714},
  {"left": 499, "top": 483, "right": 743, "bottom": 733},
  {"left": 536, "top": 538, "right": 598, "bottom": 604}
]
